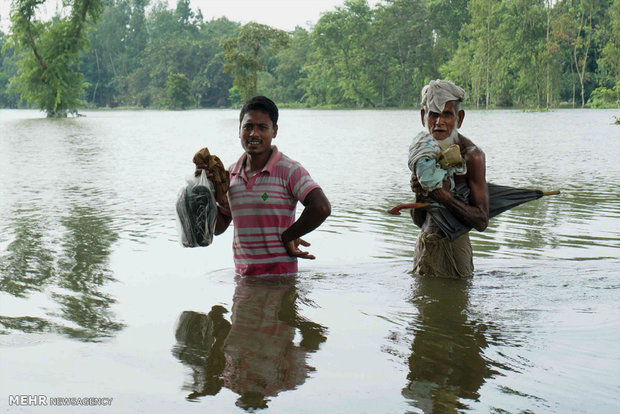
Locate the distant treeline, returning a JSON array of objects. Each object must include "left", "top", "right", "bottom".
[{"left": 1, "top": 0, "right": 618, "bottom": 110}]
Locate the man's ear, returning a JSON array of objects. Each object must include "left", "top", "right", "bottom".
[
  {"left": 420, "top": 109, "right": 425, "bottom": 126},
  {"left": 457, "top": 110, "right": 465, "bottom": 128},
  {"left": 273, "top": 124, "right": 278, "bottom": 138}
]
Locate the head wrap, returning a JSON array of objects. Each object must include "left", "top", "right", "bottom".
[{"left": 420, "top": 80, "right": 465, "bottom": 113}]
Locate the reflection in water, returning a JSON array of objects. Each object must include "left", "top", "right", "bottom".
[
  {"left": 53, "top": 203, "right": 123, "bottom": 338},
  {"left": 0, "top": 197, "right": 123, "bottom": 340},
  {"left": 401, "top": 278, "right": 500, "bottom": 413},
  {"left": 0, "top": 207, "right": 55, "bottom": 297},
  {"left": 173, "top": 277, "right": 327, "bottom": 410}
]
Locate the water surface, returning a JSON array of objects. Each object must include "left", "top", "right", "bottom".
[{"left": 1, "top": 108, "right": 619, "bottom": 413}]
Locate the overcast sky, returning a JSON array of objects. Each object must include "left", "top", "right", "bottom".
[{"left": 1, "top": 0, "right": 382, "bottom": 33}]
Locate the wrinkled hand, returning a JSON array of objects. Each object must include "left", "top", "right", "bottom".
[
  {"left": 429, "top": 177, "right": 452, "bottom": 204},
  {"left": 284, "top": 238, "right": 315, "bottom": 260},
  {"left": 410, "top": 173, "right": 423, "bottom": 195}
]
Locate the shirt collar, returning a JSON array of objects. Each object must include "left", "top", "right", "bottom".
[{"left": 231, "top": 145, "right": 282, "bottom": 177}]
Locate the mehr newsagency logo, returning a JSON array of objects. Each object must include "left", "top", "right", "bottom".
[{"left": 9, "top": 395, "right": 113, "bottom": 407}]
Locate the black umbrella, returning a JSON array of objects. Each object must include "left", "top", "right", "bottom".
[{"left": 388, "top": 183, "right": 560, "bottom": 241}]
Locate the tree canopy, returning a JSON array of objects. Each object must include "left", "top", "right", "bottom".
[
  {"left": 7, "top": 0, "right": 103, "bottom": 116},
  {"left": 2, "top": 0, "right": 619, "bottom": 110}
]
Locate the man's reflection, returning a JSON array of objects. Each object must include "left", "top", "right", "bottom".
[
  {"left": 173, "top": 276, "right": 327, "bottom": 410},
  {"left": 402, "top": 278, "right": 496, "bottom": 413}
]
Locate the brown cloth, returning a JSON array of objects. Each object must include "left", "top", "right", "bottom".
[
  {"left": 193, "top": 147, "right": 230, "bottom": 205},
  {"left": 413, "top": 231, "right": 474, "bottom": 279}
]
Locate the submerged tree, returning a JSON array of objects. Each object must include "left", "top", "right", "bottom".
[{"left": 8, "top": 0, "right": 103, "bottom": 117}]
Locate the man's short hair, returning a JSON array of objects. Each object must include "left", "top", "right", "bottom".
[{"left": 239, "top": 96, "right": 279, "bottom": 126}]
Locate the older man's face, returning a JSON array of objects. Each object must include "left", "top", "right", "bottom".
[{"left": 424, "top": 101, "right": 461, "bottom": 141}]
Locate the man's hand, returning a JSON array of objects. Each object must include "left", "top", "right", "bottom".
[
  {"left": 429, "top": 177, "right": 452, "bottom": 204},
  {"left": 195, "top": 164, "right": 213, "bottom": 178},
  {"left": 410, "top": 173, "right": 423, "bottom": 195},
  {"left": 283, "top": 238, "right": 315, "bottom": 260}
]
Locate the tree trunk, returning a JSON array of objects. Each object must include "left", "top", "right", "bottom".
[
  {"left": 545, "top": 0, "right": 551, "bottom": 108},
  {"left": 485, "top": 0, "right": 491, "bottom": 109}
]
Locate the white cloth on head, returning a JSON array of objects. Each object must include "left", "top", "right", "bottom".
[{"left": 421, "top": 80, "right": 465, "bottom": 113}]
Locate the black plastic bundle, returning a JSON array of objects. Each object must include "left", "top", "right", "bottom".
[
  {"left": 176, "top": 171, "right": 217, "bottom": 247},
  {"left": 425, "top": 182, "right": 548, "bottom": 241}
]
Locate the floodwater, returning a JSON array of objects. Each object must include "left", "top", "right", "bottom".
[{"left": 1, "top": 108, "right": 619, "bottom": 413}]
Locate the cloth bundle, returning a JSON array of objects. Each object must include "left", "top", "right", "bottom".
[
  {"left": 408, "top": 131, "right": 467, "bottom": 193},
  {"left": 192, "top": 147, "right": 230, "bottom": 205}
]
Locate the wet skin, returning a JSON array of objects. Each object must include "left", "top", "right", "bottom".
[
  {"left": 411, "top": 101, "right": 489, "bottom": 233},
  {"left": 205, "top": 109, "right": 331, "bottom": 259}
]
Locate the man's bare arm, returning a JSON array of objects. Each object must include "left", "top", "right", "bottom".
[
  {"left": 410, "top": 173, "right": 428, "bottom": 228},
  {"left": 428, "top": 148, "right": 489, "bottom": 231},
  {"left": 281, "top": 188, "right": 331, "bottom": 259},
  {"left": 214, "top": 207, "right": 232, "bottom": 235}
]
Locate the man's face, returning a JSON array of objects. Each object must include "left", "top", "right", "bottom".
[
  {"left": 422, "top": 101, "right": 463, "bottom": 141},
  {"left": 239, "top": 109, "right": 278, "bottom": 156}
]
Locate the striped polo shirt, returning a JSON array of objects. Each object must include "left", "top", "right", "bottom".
[{"left": 219, "top": 146, "right": 320, "bottom": 277}]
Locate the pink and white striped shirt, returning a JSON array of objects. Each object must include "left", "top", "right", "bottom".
[{"left": 219, "top": 146, "right": 320, "bottom": 277}]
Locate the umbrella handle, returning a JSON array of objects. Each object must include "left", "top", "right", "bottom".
[
  {"left": 387, "top": 202, "right": 431, "bottom": 215},
  {"left": 542, "top": 190, "right": 561, "bottom": 196}
]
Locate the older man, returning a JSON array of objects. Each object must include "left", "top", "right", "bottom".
[{"left": 410, "top": 80, "right": 489, "bottom": 278}]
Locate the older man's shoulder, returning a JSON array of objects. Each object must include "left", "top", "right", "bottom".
[{"left": 458, "top": 134, "right": 485, "bottom": 165}]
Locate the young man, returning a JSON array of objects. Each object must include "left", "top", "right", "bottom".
[
  {"left": 206, "top": 96, "right": 331, "bottom": 277},
  {"left": 410, "top": 80, "right": 489, "bottom": 278}
]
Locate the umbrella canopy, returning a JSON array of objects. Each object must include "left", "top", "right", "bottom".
[{"left": 424, "top": 183, "right": 559, "bottom": 241}]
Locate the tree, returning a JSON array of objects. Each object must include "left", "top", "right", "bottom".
[
  {"left": 553, "top": 0, "right": 603, "bottom": 107},
  {"left": 593, "top": 0, "right": 620, "bottom": 105},
  {"left": 191, "top": 17, "right": 238, "bottom": 107},
  {"left": 0, "top": 30, "right": 21, "bottom": 108},
  {"left": 8, "top": 0, "right": 103, "bottom": 117},
  {"left": 80, "top": 0, "right": 139, "bottom": 107},
  {"left": 427, "top": 0, "right": 471, "bottom": 74},
  {"left": 222, "top": 22, "right": 289, "bottom": 102},
  {"left": 303, "top": 0, "right": 378, "bottom": 107},
  {"left": 373, "top": 0, "right": 434, "bottom": 107},
  {"left": 265, "top": 27, "right": 311, "bottom": 104},
  {"left": 498, "top": 0, "right": 548, "bottom": 107},
  {"left": 165, "top": 72, "right": 193, "bottom": 109},
  {"left": 442, "top": 0, "right": 504, "bottom": 108}
]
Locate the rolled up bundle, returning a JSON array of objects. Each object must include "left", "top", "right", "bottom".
[{"left": 424, "top": 183, "right": 561, "bottom": 241}]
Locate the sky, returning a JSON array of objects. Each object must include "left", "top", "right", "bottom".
[{"left": 0, "top": 0, "right": 382, "bottom": 33}]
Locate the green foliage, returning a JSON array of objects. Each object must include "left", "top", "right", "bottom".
[
  {"left": 0, "top": 31, "right": 21, "bottom": 108},
  {"left": 8, "top": 0, "right": 103, "bottom": 117},
  {"left": 595, "top": 0, "right": 620, "bottom": 91},
  {"left": 164, "top": 72, "right": 193, "bottom": 109},
  {"left": 222, "top": 22, "right": 290, "bottom": 102},
  {"left": 3, "top": 0, "right": 618, "bottom": 110},
  {"left": 590, "top": 80, "right": 620, "bottom": 108},
  {"left": 371, "top": 0, "right": 435, "bottom": 107},
  {"left": 302, "top": 0, "right": 378, "bottom": 107},
  {"left": 227, "top": 85, "right": 242, "bottom": 107},
  {"left": 266, "top": 27, "right": 311, "bottom": 103}
]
